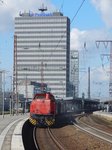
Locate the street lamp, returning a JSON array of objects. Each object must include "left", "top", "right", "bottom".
[
  {"left": 25, "top": 74, "right": 28, "bottom": 113},
  {"left": 0, "top": 70, "right": 5, "bottom": 118},
  {"left": 22, "top": 67, "right": 29, "bottom": 113},
  {"left": 9, "top": 75, "right": 13, "bottom": 115}
]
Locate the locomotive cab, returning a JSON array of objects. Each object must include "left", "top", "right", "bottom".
[{"left": 29, "top": 92, "right": 56, "bottom": 126}]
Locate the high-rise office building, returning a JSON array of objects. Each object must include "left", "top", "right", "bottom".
[
  {"left": 70, "top": 50, "right": 79, "bottom": 97},
  {"left": 14, "top": 8, "right": 70, "bottom": 98}
]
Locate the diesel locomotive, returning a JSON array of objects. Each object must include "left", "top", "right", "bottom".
[
  {"left": 29, "top": 91, "right": 100, "bottom": 126},
  {"left": 29, "top": 92, "right": 57, "bottom": 126}
]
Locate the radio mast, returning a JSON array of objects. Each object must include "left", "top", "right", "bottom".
[{"left": 39, "top": 4, "right": 47, "bottom": 12}]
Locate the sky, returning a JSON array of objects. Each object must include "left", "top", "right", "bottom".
[{"left": 0, "top": 0, "right": 112, "bottom": 100}]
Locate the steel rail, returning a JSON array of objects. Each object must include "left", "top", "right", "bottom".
[
  {"left": 33, "top": 127, "right": 40, "bottom": 150},
  {"left": 73, "top": 117, "right": 112, "bottom": 144},
  {"left": 47, "top": 128, "right": 66, "bottom": 150}
]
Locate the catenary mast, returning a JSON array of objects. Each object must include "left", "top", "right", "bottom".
[{"left": 96, "top": 40, "right": 112, "bottom": 98}]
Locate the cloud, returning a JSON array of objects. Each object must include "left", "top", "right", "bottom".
[
  {"left": 70, "top": 28, "right": 112, "bottom": 68},
  {"left": 70, "top": 28, "right": 112, "bottom": 50},
  {"left": 71, "top": 28, "right": 111, "bottom": 98},
  {"left": 70, "top": 28, "right": 112, "bottom": 65},
  {"left": 91, "top": 66, "right": 109, "bottom": 81},
  {"left": 79, "top": 65, "right": 109, "bottom": 98},
  {"left": 90, "top": 66, "right": 109, "bottom": 98},
  {"left": 91, "top": 0, "right": 112, "bottom": 28},
  {"left": 70, "top": 28, "right": 86, "bottom": 50},
  {"left": 0, "top": 0, "right": 55, "bottom": 32}
]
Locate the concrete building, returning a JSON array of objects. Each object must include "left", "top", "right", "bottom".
[
  {"left": 70, "top": 50, "right": 79, "bottom": 97},
  {"left": 14, "top": 8, "right": 70, "bottom": 98},
  {"left": 18, "top": 81, "right": 48, "bottom": 100}
]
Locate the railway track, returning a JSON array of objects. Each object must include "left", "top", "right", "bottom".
[
  {"left": 22, "top": 114, "right": 112, "bottom": 149},
  {"left": 35, "top": 127, "right": 65, "bottom": 150},
  {"left": 73, "top": 115, "right": 112, "bottom": 144},
  {"left": 80, "top": 114, "right": 112, "bottom": 134}
]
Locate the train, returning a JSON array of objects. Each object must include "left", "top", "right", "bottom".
[
  {"left": 29, "top": 92, "right": 57, "bottom": 126},
  {"left": 29, "top": 92, "right": 101, "bottom": 126}
]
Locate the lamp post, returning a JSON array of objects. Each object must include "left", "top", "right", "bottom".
[
  {"left": 25, "top": 74, "right": 28, "bottom": 113},
  {"left": 60, "top": 80, "right": 65, "bottom": 98},
  {"left": 9, "top": 75, "right": 13, "bottom": 115},
  {"left": 22, "top": 67, "right": 29, "bottom": 114},
  {"left": 2, "top": 71, "right": 5, "bottom": 118},
  {"left": 0, "top": 70, "right": 5, "bottom": 118}
]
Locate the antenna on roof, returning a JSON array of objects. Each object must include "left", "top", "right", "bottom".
[
  {"left": 59, "top": 0, "right": 64, "bottom": 13},
  {"left": 39, "top": 4, "right": 47, "bottom": 12}
]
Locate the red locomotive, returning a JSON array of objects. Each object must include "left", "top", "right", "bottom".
[
  {"left": 29, "top": 91, "right": 101, "bottom": 126},
  {"left": 29, "top": 92, "right": 56, "bottom": 126}
]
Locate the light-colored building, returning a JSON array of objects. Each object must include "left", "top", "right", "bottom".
[
  {"left": 70, "top": 50, "right": 79, "bottom": 97},
  {"left": 18, "top": 81, "right": 48, "bottom": 100},
  {"left": 14, "top": 9, "right": 70, "bottom": 98}
]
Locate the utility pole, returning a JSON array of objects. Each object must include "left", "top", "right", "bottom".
[
  {"left": 96, "top": 40, "right": 112, "bottom": 98},
  {"left": 0, "top": 70, "right": 5, "bottom": 118},
  {"left": 2, "top": 71, "right": 5, "bottom": 118},
  {"left": 22, "top": 67, "right": 29, "bottom": 113},
  {"left": 88, "top": 67, "right": 90, "bottom": 99},
  {"left": 9, "top": 76, "right": 13, "bottom": 115},
  {"left": 13, "top": 35, "right": 18, "bottom": 115},
  {"left": 25, "top": 75, "right": 28, "bottom": 113},
  {"left": 39, "top": 42, "right": 45, "bottom": 92},
  {"left": 0, "top": 70, "right": 9, "bottom": 117},
  {"left": 41, "top": 61, "right": 44, "bottom": 92}
]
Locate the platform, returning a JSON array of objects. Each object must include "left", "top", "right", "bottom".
[
  {"left": 93, "top": 111, "right": 112, "bottom": 121},
  {"left": 0, "top": 114, "right": 28, "bottom": 150}
]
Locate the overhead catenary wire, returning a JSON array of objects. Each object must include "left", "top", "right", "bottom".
[
  {"left": 59, "top": 0, "right": 64, "bottom": 13},
  {"left": 54, "top": 0, "right": 86, "bottom": 51},
  {"left": 70, "top": 0, "right": 86, "bottom": 24}
]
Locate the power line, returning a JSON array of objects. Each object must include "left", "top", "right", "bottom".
[
  {"left": 71, "top": 0, "right": 86, "bottom": 24},
  {"left": 54, "top": 0, "right": 86, "bottom": 50},
  {"left": 59, "top": 0, "right": 64, "bottom": 13}
]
